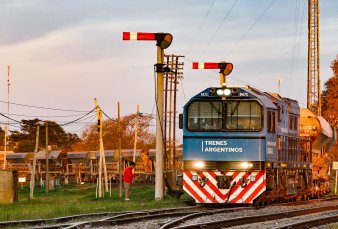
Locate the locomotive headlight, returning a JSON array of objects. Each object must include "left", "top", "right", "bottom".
[
  {"left": 193, "top": 161, "right": 205, "bottom": 169},
  {"left": 241, "top": 162, "right": 253, "bottom": 169},
  {"left": 223, "top": 89, "right": 231, "bottom": 96},
  {"left": 216, "top": 89, "right": 232, "bottom": 96},
  {"left": 216, "top": 89, "right": 224, "bottom": 96}
]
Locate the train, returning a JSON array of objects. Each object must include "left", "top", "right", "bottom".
[
  {"left": 180, "top": 62, "right": 336, "bottom": 205},
  {"left": 1, "top": 148, "right": 183, "bottom": 185}
]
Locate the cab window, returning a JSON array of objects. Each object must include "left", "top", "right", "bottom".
[
  {"left": 226, "top": 101, "right": 262, "bottom": 131},
  {"left": 187, "top": 101, "right": 222, "bottom": 131}
]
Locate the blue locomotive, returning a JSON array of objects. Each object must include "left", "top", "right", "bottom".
[{"left": 179, "top": 62, "right": 334, "bottom": 204}]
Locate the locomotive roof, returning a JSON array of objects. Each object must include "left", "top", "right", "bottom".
[{"left": 186, "top": 85, "right": 300, "bottom": 113}]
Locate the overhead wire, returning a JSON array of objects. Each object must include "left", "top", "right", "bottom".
[
  {"left": 290, "top": 0, "right": 301, "bottom": 81},
  {"left": 8, "top": 113, "right": 92, "bottom": 118},
  {"left": 65, "top": 115, "right": 97, "bottom": 136},
  {"left": 289, "top": 0, "right": 307, "bottom": 98},
  {"left": 199, "top": 0, "right": 239, "bottom": 58},
  {"left": 0, "top": 107, "right": 96, "bottom": 128},
  {"left": 0, "top": 112, "right": 22, "bottom": 124},
  {"left": 101, "top": 109, "right": 115, "bottom": 122},
  {"left": 228, "top": 0, "right": 277, "bottom": 56},
  {"left": 59, "top": 108, "right": 96, "bottom": 127},
  {"left": 0, "top": 100, "right": 90, "bottom": 113},
  {"left": 185, "top": 0, "right": 216, "bottom": 56}
]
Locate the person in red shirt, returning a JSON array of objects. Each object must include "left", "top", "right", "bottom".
[{"left": 123, "top": 161, "right": 136, "bottom": 201}]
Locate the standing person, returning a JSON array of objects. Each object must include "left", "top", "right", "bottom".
[{"left": 123, "top": 162, "right": 136, "bottom": 201}]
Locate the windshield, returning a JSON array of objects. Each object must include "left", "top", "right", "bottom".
[{"left": 187, "top": 100, "right": 262, "bottom": 131}]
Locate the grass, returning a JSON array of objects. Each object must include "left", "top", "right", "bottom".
[{"left": 0, "top": 183, "right": 192, "bottom": 222}]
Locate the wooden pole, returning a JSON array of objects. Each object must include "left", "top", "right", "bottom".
[
  {"left": 3, "top": 128, "right": 6, "bottom": 169},
  {"left": 335, "top": 170, "right": 337, "bottom": 194},
  {"left": 99, "top": 109, "right": 109, "bottom": 193},
  {"left": 94, "top": 98, "right": 102, "bottom": 198},
  {"left": 30, "top": 125, "right": 40, "bottom": 199},
  {"left": 133, "top": 105, "right": 139, "bottom": 162},
  {"left": 173, "top": 56, "right": 179, "bottom": 171},
  {"left": 118, "top": 102, "right": 123, "bottom": 198},
  {"left": 45, "top": 122, "right": 49, "bottom": 193},
  {"left": 3, "top": 65, "right": 10, "bottom": 170}
]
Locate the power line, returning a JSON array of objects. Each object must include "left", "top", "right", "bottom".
[
  {"left": 59, "top": 108, "right": 96, "bottom": 127},
  {"left": 101, "top": 109, "right": 115, "bottom": 121},
  {"left": 0, "top": 107, "right": 96, "bottom": 127},
  {"left": 199, "top": 0, "right": 239, "bottom": 58},
  {"left": 0, "top": 112, "right": 22, "bottom": 124},
  {"left": 8, "top": 113, "right": 92, "bottom": 118},
  {"left": 0, "top": 100, "right": 90, "bottom": 113},
  {"left": 228, "top": 0, "right": 277, "bottom": 56},
  {"left": 185, "top": 0, "right": 216, "bottom": 56}
]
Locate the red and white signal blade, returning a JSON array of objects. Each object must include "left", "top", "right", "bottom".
[
  {"left": 192, "top": 62, "right": 219, "bottom": 69},
  {"left": 123, "top": 32, "right": 155, "bottom": 40}
]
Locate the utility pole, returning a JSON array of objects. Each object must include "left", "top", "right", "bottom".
[
  {"left": 45, "top": 122, "right": 49, "bottom": 193},
  {"left": 163, "top": 54, "right": 184, "bottom": 189},
  {"left": 3, "top": 130, "right": 6, "bottom": 169},
  {"left": 94, "top": 99, "right": 108, "bottom": 197},
  {"left": 307, "top": 0, "right": 321, "bottom": 115},
  {"left": 118, "top": 102, "right": 123, "bottom": 198},
  {"left": 133, "top": 105, "right": 139, "bottom": 162},
  {"left": 3, "top": 64, "right": 10, "bottom": 169},
  {"left": 30, "top": 125, "right": 40, "bottom": 199},
  {"left": 277, "top": 78, "right": 282, "bottom": 95}
]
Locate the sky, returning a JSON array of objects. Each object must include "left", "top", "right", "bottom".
[{"left": 0, "top": 0, "right": 337, "bottom": 139}]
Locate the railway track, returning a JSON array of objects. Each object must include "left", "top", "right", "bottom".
[
  {"left": 169, "top": 204, "right": 338, "bottom": 229},
  {"left": 3, "top": 197, "right": 338, "bottom": 228},
  {"left": 0, "top": 206, "right": 196, "bottom": 228}
]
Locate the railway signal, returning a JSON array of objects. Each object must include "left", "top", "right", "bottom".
[
  {"left": 122, "top": 32, "right": 173, "bottom": 49},
  {"left": 123, "top": 31, "right": 173, "bottom": 200},
  {"left": 192, "top": 62, "right": 233, "bottom": 85}
]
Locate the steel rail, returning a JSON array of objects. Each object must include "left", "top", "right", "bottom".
[
  {"left": 171, "top": 204, "right": 338, "bottom": 229},
  {"left": 275, "top": 213, "right": 338, "bottom": 229},
  {"left": 160, "top": 207, "right": 254, "bottom": 229},
  {"left": 0, "top": 206, "right": 196, "bottom": 228}
]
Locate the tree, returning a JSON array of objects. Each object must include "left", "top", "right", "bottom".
[
  {"left": 330, "top": 54, "right": 338, "bottom": 77},
  {"left": 0, "top": 127, "right": 4, "bottom": 150},
  {"left": 9, "top": 119, "right": 80, "bottom": 152},
  {"left": 322, "top": 56, "right": 338, "bottom": 128},
  {"left": 73, "top": 114, "right": 155, "bottom": 151},
  {"left": 322, "top": 55, "right": 338, "bottom": 160}
]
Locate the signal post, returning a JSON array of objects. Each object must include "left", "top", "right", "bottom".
[{"left": 123, "top": 32, "right": 173, "bottom": 200}]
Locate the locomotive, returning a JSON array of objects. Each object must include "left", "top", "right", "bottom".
[{"left": 180, "top": 62, "right": 335, "bottom": 204}]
